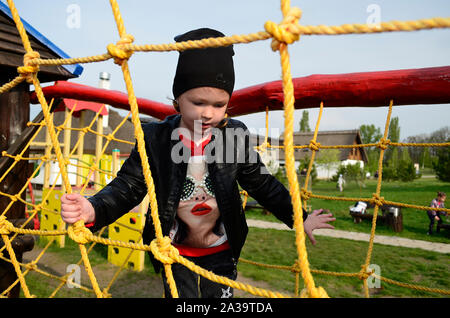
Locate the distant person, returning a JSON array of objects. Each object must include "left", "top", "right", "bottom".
[
  {"left": 427, "top": 191, "right": 446, "bottom": 235},
  {"left": 337, "top": 174, "right": 345, "bottom": 192}
]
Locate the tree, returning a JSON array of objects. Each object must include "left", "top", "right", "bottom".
[
  {"left": 433, "top": 145, "right": 450, "bottom": 182},
  {"left": 388, "top": 117, "right": 400, "bottom": 143},
  {"left": 345, "top": 163, "right": 366, "bottom": 185},
  {"left": 397, "top": 159, "right": 416, "bottom": 182},
  {"left": 403, "top": 126, "right": 449, "bottom": 169},
  {"left": 299, "top": 110, "right": 311, "bottom": 132},
  {"left": 384, "top": 116, "right": 400, "bottom": 166},
  {"left": 404, "top": 133, "right": 427, "bottom": 166},
  {"left": 360, "top": 124, "right": 382, "bottom": 145},
  {"left": 359, "top": 124, "right": 382, "bottom": 173},
  {"left": 315, "top": 149, "right": 340, "bottom": 180},
  {"left": 297, "top": 155, "right": 317, "bottom": 186}
]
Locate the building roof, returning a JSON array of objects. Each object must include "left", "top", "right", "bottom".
[
  {"left": 278, "top": 129, "right": 368, "bottom": 163},
  {"left": 30, "top": 108, "right": 158, "bottom": 155},
  {"left": 0, "top": 2, "right": 83, "bottom": 82},
  {"left": 53, "top": 99, "right": 109, "bottom": 116}
]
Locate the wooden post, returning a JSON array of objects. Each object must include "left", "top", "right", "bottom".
[
  {"left": 94, "top": 114, "right": 103, "bottom": 191},
  {"left": 76, "top": 110, "right": 85, "bottom": 187},
  {"left": 0, "top": 80, "right": 30, "bottom": 219},
  {"left": 112, "top": 148, "right": 120, "bottom": 176},
  {"left": 0, "top": 79, "right": 32, "bottom": 297},
  {"left": 62, "top": 107, "right": 72, "bottom": 193},
  {"left": 43, "top": 114, "right": 52, "bottom": 189}
]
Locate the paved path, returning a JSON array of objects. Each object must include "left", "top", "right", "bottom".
[{"left": 247, "top": 219, "right": 450, "bottom": 254}]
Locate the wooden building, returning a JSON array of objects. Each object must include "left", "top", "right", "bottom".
[{"left": 278, "top": 130, "right": 368, "bottom": 179}]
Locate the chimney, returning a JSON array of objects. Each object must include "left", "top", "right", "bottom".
[{"left": 98, "top": 72, "right": 111, "bottom": 128}]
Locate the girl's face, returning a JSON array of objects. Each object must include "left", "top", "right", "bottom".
[
  {"left": 177, "top": 87, "right": 229, "bottom": 135},
  {"left": 439, "top": 195, "right": 446, "bottom": 203}
]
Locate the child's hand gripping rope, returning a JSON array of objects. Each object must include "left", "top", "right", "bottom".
[{"left": 61, "top": 193, "right": 96, "bottom": 225}]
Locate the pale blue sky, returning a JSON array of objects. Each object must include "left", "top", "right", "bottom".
[{"left": 5, "top": 0, "right": 450, "bottom": 140}]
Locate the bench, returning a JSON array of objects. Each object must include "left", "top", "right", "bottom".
[
  {"left": 437, "top": 222, "right": 450, "bottom": 233},
  {"left": 350, "top": 202, "right": 403, "bottom": 232}
]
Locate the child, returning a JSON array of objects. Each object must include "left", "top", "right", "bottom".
[
  {"left": 427, "top": 191, "right": 446, "bottom": 235},
  {"left": 61, "top": 28, "right": 335, "bottom": 298},
  {"left": 337, "top": 174, "right": 345, "bottom": 192}
]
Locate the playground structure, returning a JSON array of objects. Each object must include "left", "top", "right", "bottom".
[{"left": 0, "top": 0, "right": 450, "bottom": 298}]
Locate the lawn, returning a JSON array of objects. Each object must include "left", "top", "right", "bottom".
[
  {"left": 21, "top": 229, "right": 449, "bottom": 298},
  {"left": 238, "top": 227, "right": 450, "bottom": 298},
  {"left": 244, "top": 177, "right": 450, "bottom": 243},
  {"left": 14, "top": 177, "right": 449, "bottom": 298}
]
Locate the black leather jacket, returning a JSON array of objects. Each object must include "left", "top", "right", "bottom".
[{"left": 88, "top": 114, "right": 307, "bottom": 272}]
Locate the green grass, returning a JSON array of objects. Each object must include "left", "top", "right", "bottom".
[
  {"left": 238, "top": 227, "right": 450, "bottom": 298},
  {"left": 19, "top": 236, "right": 162, "bottom": 298},
  {"left": 245, "top": 177, "right": 450, "bottom": 243},
  {"left": 15, "top": 177, "right": 450, "bottom": 298}
]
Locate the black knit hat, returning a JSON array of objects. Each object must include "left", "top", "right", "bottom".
[{"left": 172, "top": 28, "right": 235, "bottom": 99}]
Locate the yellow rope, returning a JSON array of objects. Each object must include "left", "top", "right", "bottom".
[
  {"left": 270, "top": 1, "right": 328, "bottom": 298},
  {"left": 1, "top": 0, "right": 449, "bottom": 299},
  {"left": 107, "top": 0, "right": 178, "bottom": 297},
  {"left": 362, "top": 100, "right": 394, "bottom": 297}
]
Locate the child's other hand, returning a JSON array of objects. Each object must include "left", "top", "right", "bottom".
[
  {"left": 61, "top": 193, "right": 95, "bottom": 225},
  {"left": 303, "top": 209, "right": 336, "bottom": 245}
]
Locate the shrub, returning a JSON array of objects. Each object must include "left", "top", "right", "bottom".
[
  {"left": 397, "top": 159, "right": 416, "bottom": 182},
  {"left": 433, "top": 145, "right": 450, "bottom": 182},
  {"left": 331, "top": 163, "right": 365, "bottom": 186},
  {"left": 297, "top": 157, "right": 318, "bottom": 185}
]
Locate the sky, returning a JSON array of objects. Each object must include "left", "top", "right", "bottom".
[{"left": 4, "top": 0, "right": 450, "bottom": 141}]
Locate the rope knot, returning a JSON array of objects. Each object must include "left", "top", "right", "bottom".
[
  {"left": 291, "top": 260, "right": 302, "bottom": 273},
  {"left": 371, "top": 194, "right": 384, "bottom": 207},
  {"left": 300, "top": 286, "right": 329, "bottom": 298},
  {"left": 102, "top": 289, "right": 112, "bottom": 298},
  {"left": 377, "top": 138, "right": 390, "bottom": 150},
  {"left": 308, "top": 140, "right": 321, "bottom": 151},
  {"left": 255, "top": 141, "right": 269, "bottom": 153},
  {"left": 25, "top": 261, "right": 38, "bottom": 271},
  {"left": 0, "top": 216, "right": 13, "bottom": 235},
  {"left": 67, "top": 221, "right": 91, "bottom": 244},
  {"left": 17, "top": 51, "right": 40, "bottom": 83},
  {"left": 107, "top": 34, "right": 134, "bottom": 65},
  {"left": 150, "top": 237, "right": 179, "bottom": 265},
  {"left": 300, "top": 188, "right": 311, "bottom": 200},
  {"left": 264, "top": 7, "right": 302, "bottom": 51},
  {"left": 358, "top": 265, "right": 375, "bottom": 281}
]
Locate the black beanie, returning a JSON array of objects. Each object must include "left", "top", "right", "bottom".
[{"left": 172, "top": 28, "right": 235, "bottom": 99}]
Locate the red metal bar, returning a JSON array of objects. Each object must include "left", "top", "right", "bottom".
[
  {"left": 227, "top": 66, "right": 450, "bottom": 116},
  {"left": 30, "top": 66, "right": 450, "bottom": 119},
  {"left": 30, "top": 80, "right": 176, "bottom": 119}
]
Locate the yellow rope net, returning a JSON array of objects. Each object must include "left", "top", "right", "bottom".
[{"left": 0, "top": 0, "right": 449, "bottom": 298}]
